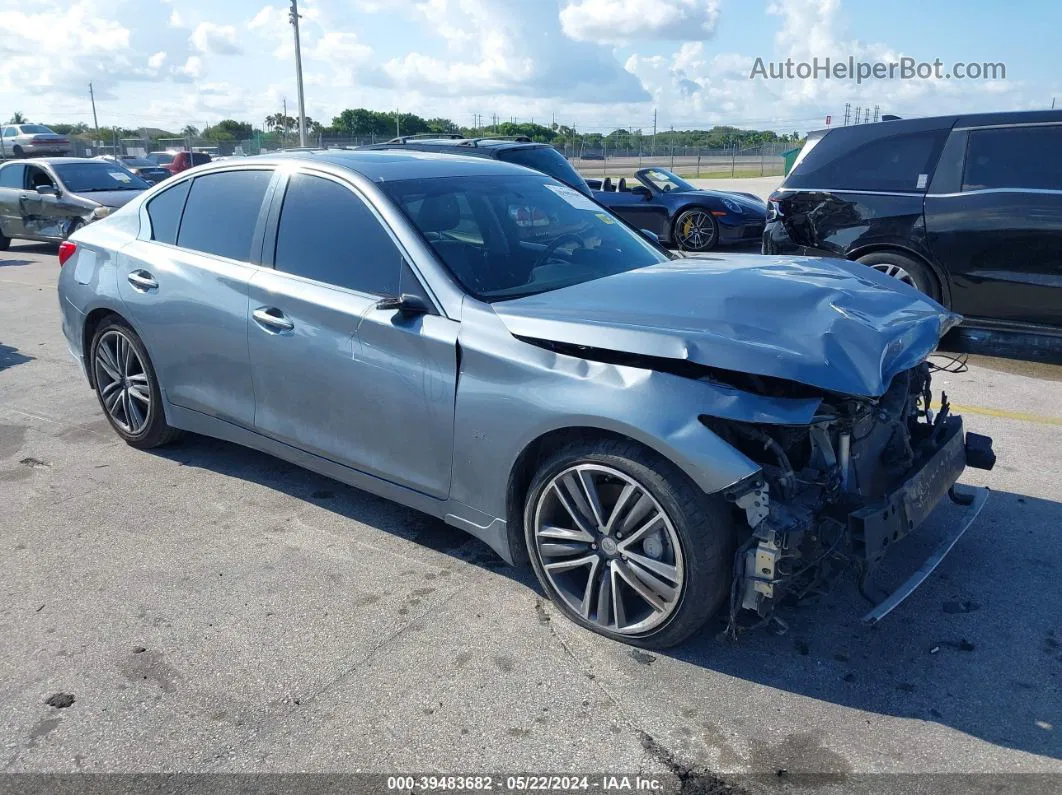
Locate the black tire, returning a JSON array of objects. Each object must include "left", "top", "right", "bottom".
[
  {"left": 65, "top": 219, "right": 84, "bottom": 240},
  {"left": 11, "top": 145, "right": 23, "bottom": 158},
  {"left": 673, "top": 207, "right": 719, "bottom": 252},
  {"left": 0, "top": 228, "right": 9, "bottom": 251},
  {"left": 90, "top": 318, "right": 182, "bottom": 449},
  {"left": 524, "top": 437, "right": 736, "bottom": 648},
  {"left": 857, "top": 251, "right": 941, "bottom": 301}
]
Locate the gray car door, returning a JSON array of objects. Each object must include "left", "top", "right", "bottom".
[
  {"left": 247, "top": 170, "right": 458, "bottom": 499},
  {"left": 0, "top": 163, "right": 27, "bottom": 237},
  {"left": 115, "top": 169, "right": 275, "bottom": 428}
]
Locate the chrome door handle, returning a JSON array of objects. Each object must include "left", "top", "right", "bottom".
[
  {"left": 252, "top": 307, "right": 294, "bottom": 332},
  {"left": 127, "top": 270, "right": 158, "bottom": 290}
]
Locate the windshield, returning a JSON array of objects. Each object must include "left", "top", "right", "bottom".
[
  {"left": 121, "top": 158, "right": 156, "bottom": 167},
  {"left": 497, "top": 147, "right": 592, "bottom": 196},
  {"left": 641, "top": 168, "right": 695, "bottom": 192},
  {"left": 381, "top": 174, "right": 668, "bottom": 302},
  {"left": 20, "top": 124, "right": 54, "bottom": 134},
  {"left": 54, "top": 163, "right": 149, "bottom": 192},
  {"left": 151, "top": 153, "right": 175, "bottom": 165}
]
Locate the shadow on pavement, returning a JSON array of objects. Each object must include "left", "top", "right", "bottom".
[
  {"left": 151, "top": 433, "right": 1060, "bottom": 762},
  {"left": 0, "top": 342, "right": 34, "bottom": 372},
  {"left": 668, "top": 489, "right": 1062, "bottom": 763}
]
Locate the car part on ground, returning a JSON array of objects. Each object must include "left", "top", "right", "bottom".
[
  {"left": 763, "top": 108, "right": 1062, "bottom": 333},
  {"left": 58, "top": 150, "right": 995, "bottom": 648},
  {"left": 591, "top": 168, "right": 766, "bottom": 252}
]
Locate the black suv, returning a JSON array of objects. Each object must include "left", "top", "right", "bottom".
[
  {"left": 763, "top": 110, "right": 1062, "bottom": 332},
  {"left": 361, "top": 134, "right": 593, "bottom": 196}
]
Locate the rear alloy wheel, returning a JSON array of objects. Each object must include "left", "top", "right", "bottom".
[
  {"left": 857, "top": 251, "right": 941, "bottom": 301},
  {"left": 673, "top": 208, "right": 719, "bottom": 252},
  {"left": 524, "top": 440, "right": 735, "bottom": 648},
  {"left": 91, "top": 319, "right": 181, "bottom": 449}
]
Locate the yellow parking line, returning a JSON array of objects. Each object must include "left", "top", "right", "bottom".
[{"left": 935, "top": 402, "right": 1062, "bottom": 427}]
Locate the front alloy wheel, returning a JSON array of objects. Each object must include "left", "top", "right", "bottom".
[
  {"left": 674, "top": 208, "right": 718, "bottom": 252},
  {"left": 524, "top": 440, "right": 736, "bottom": 648},
  {"left": 532, "top": 464, "right": 685, "bottom": 635}
]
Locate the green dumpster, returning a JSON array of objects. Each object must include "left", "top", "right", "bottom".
[{"left": 782, "top": 147, "right": 802, "bottom": 176}]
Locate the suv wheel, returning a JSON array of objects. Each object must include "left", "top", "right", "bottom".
[
  {"left": 857, "top": 251, "right": 940, "bottom": 301},
  {"left": 90, "top": 319, "right": 181, "bottom": 449},
  {"left": 524, "top": 438, "right": 735, "bottom": 648}
]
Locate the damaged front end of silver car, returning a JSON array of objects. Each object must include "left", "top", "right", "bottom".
[{"left": 709, "top": 361, "right": 996, "bottom": 633}]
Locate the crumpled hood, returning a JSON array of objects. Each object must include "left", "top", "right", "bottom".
[
  {"left": 492, "top": 254, "right": 961, "bottom": 398},
  {"left": 76, "top": 190, "right": 144, "bottom": 209}
]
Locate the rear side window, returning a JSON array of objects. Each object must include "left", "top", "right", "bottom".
[
  {"left": 190, "top": 153, "right": 211, "bottom": 166},
  {"left": 963, "top": 126, "right": 1062, "bottom": 191},
  {"left": 147, "top": 180, "right": 191, "bottom": 245},
  {"left": 497, "top": 147, "right": 591, "bottom": 195},
  {"left": 0, "top": 164, "right": 24, "bottom": 188},
  {"left": 274, "top": 173, "right": 402, "bottom": 295},
  {"left": 177, "top": 170, "right": 272, "bottom": 261},
  {"left": 787, "top": 129, "right": 947, "bottom": 193}
]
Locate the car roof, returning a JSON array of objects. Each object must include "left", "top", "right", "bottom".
[
  {"left": 260, "top": 148, "right": 533, "bottom": 181},
  {"left": 811, "top": 108, "right": 1062, "bottom": 138},
  {"left": 7, "top": 157, "right": 87, "bottom": 166}
]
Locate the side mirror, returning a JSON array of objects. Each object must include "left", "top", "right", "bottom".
[
  {"left": 35, "top": 184, "right": 58, "bottom": 196},
  {"left": 376, "top": 293, "right": 431, "bottom": 317},
  {"left": 639, "top": 228, "right": 661, "bottom": 244},
  {"left": 631, "top": 185, "right": 652, "bottom": 200}
]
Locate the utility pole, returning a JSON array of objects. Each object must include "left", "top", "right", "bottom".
[
  {"left": 651, "top": 108, "right": 657, "bottom": 157},
  {"left": 289, "top": 0, "right": 307, "bottom": 147},
  {"left": 89, "top": 83, "right": 101, "bottom": 154},
  {"left": 396, "top": 108, "right": 400, "bottom": 138}
]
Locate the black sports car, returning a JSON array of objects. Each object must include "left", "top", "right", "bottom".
[{"left": 587, "top": 168, "right": 766, "bottom": 252}]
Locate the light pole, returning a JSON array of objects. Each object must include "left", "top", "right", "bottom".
[{"left": 289, "top": 0, "right": 307, "bottom": 147}]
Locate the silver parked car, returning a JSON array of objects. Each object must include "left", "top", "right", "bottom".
[
  {"left": 57, "top": 151, "right": 994, "bottom": 648},
  {"left": 0, "top": 158, "right": 149, "bottom": 248},
  {"left": 0, "top": 123, "right": 70, "bottom": 158}
]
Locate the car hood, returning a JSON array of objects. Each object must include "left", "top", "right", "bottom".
[
  {"left": 678, "top": 189, "right": 765, "bottom": 215},
  {"left": 75, "top": 190, "right": 144, "bottom": 208},
  {"left": 492, "top": 254, "right": 961, "bottom": 398}
]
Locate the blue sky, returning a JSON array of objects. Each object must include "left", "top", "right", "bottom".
[{"left": 0, "top": 0, "right": 1056, "bottom": 134}]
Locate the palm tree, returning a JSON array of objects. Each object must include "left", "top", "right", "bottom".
[
  {"left": 182, "top": 124, "right": 199, "bottom": 138},
  {"left": 9, "top": 111, "right": 26, "bottom": 124}
]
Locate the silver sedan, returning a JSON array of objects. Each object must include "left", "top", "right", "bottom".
[{"left": 57, "top": 151, "right": 993, "bottom": 647}]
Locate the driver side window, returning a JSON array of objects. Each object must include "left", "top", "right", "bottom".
[{"left": 24, "top": 166, "right": 55, "bottom": 191}]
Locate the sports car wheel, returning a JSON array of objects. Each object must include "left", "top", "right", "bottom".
[
  {"left": 524, "top": 438, "right": 736, "bottom": 648},
  {"left": 673, "top": 208, "right": 718, "bottom": 252},
  {"left": 91, "top": 318, "right": 181, "bottom": 449}
]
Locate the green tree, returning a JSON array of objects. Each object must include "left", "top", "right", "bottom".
[{"left": 9, "top": 111, "right": 26, "bottom": 124}]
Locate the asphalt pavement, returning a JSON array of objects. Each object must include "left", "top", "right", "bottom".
[{"left": 1, "top": 237, "right": 1060, "bottom": 790}]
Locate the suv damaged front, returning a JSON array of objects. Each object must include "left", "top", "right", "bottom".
[{"left": 492, "top": 254, "right": 996, "bottom": 628}]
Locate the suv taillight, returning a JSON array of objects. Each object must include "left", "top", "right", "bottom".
[{"left": 58, "top": 241, "right": 77, "bottom": 266}]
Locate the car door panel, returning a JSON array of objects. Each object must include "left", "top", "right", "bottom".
[
  {"left": 116, "top": 240, "right": 258, "bottom": 427},
  {"left": 596, "top": 191, "right": 668, "bottom": 236},
  {"left": 247, "top": 270, "right": 458, "bottom": 499}
]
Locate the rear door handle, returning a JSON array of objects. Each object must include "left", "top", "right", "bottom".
[
  {"left": 252, "top": 306, "right": 294, "bottom": 332},
  {"left": 127, "top": 270, "right": 158, "bottom": 290}
]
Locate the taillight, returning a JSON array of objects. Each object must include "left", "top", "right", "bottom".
[
  {"left": 58, "top": 241, "right": 77, "bottom": 266},
  {"left": 766, "top": 192, "right": 785, "bottom": 222}
]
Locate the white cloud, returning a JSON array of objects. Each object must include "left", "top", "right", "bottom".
[
  {"left": 168, "top": 9, "right": 185, "bottom": 28},
  {"left": 191, "top": 22, "right": 241, "bottom": 55},
  {"left": 561, "top": 0, "right": 720, "bottom": 43},
  {"left": 175, "top": 55, "right": 204, "bottom": 79},
  {"left": 148, "top": 51, "right": 167, "bottom": 70}
]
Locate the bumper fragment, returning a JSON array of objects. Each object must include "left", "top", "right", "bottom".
[{"left": 861, "top": 484, "right": 990, "bottom": 625}]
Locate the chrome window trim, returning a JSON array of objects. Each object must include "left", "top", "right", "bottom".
[
  {"left": 927, "top": 187, "right": 1062, "bottom": 198},
  {"left": 954, "top": 121, "right": 1062, "bottom": 132},
  {"left": 773, "top": 187, "right": 926, "bottom": 198}
]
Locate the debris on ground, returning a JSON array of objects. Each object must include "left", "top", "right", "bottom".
[
  {"left": 132, "top": 646, "right": 147, "bottom": 654},
  {"left": 45, "top": 693, "right": 75, "bottom": 709},
  {"left": 629, "top": 649, "right": 656, "bottom": 666}
]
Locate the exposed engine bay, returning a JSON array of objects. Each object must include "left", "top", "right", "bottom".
[{"left": 708, "top": 362, "right": 996, "bottom": 631}]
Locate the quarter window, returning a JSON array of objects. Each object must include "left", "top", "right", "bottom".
[
  {"left": 274, "top": 173, "right": 402, "bottom": 295},
  {"left": 147, "top": 180, "right": 192, "bottom": 245},
  {"left": 963, "top": 126, "right": 1062, "bottom": 191},
  {"left": 0, "top": 164, "right": 24, "bottom": 188},
  {"left": 176, "top": 170, "right": 272, "bottom": 261}
]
